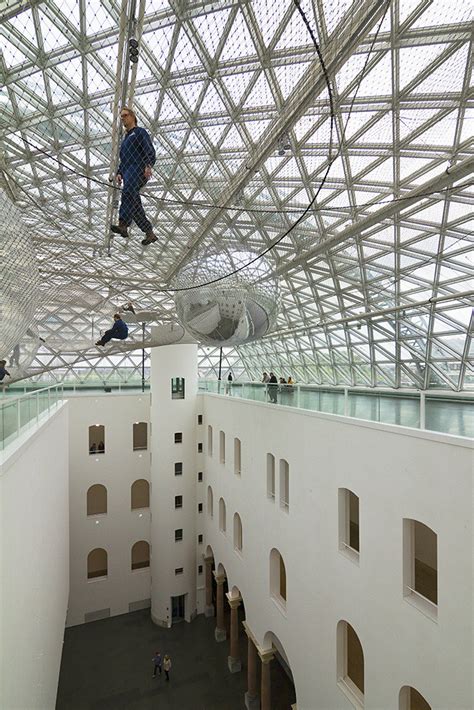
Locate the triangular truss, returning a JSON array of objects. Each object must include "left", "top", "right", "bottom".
[{"left": 0, "top": 0, "right": 472, "bottom": 389}]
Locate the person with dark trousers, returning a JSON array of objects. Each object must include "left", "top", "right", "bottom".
[
  {"left": 268, "top": 371, "right": 278, "bottom": 403},
  {"left": 163, "top": 654, "right": 172, "bottom": 681},
  {"left": 110, "top": 107, "right": 157, "bottom": 246},
  {"left": 0, "top": 360, "right": 11, "bottom": 382},
  {"left": 152, "top": 651, "right": 162, "bottom": 678},
  {"left": 95, "top": 314, "right": 128, "bottom": 347}
]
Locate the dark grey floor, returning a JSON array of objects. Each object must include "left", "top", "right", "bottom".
[{"left": 56, "top": 610, "right": 296, "bottom": 709}]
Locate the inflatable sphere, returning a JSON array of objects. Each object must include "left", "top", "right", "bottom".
[
  {"left": 173, "top": 250, "right": 279, "bottom": 346},
  {"left": 0, "top": 190, "right": 41, "bottom": 358}
]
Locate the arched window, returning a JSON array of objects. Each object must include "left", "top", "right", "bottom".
[
  {"left": 337, "top": 621, "right": 364, "bottom": 707},
  {"left": 89, "top": 425, "right": 105, "bottom": 454},
  {"left": 131, "top": 479, "right": 150, "bottom": 509},
  {"left": 338, "top": 488, "right": 360, "bottom": 560},
  {"left": 87, "top": 548, "right": 107, "bottom": 579},
  {"left": 133, "top": 422, "right": 148, "bottom": 451},
  {"left": 270, "top": 548, "right": 287, "bottom": 606},
  {"left": 266, "top": 453, "right": 275, "bottom": 500},
  {"left": 399, "top": 686, "right": 431, "bottom": 710},
  {"left": 233, "top": 512, "right": 243, "bottom": 553},
  {"left": 208, "top": 425, "right": 213, "bottom": 456},
  {"left": 279, "top": 459, "right": 289, "bottom": 511},
  {"left": 403, "top": 519, "right": 437, "bottom": 617},
  {"left": 219, "top": 497, "right": 226, "bottom": 532},
  {"left": 131, "top": 541, "right": 150, "bottom": 570},
  {"left": 87, "top": 484, "right": 107, "bottom": 516},
  {"left": 219, "top": 430, "right": 225, "bottom": 464},
  {"left": 234, "top": 438, "right": 241, "bottom": 475},
  {"left": 207, "top": 485, "right": 214, "bottom": 518}
]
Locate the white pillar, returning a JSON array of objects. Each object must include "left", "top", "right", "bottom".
[{"left": 150, "top": 343, "right": 199, "bottom": 627}]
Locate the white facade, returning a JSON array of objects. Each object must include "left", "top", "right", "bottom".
[
  {"left": 67, "top": 393, "right": 152, "bottom": 626},
  {"left": 4, "top": 362, "right": 472, "bottom": 709},
  {"left": 0, "top": 404, "right": 69, "bottom": 710},
  {"left": 202, "top": 393, "right": 474, "bottom": 710}
]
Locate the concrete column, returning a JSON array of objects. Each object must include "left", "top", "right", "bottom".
[
  {"left": 214, "top": 572, "right": 226, "bottom": 642},
  {"left": 259, "top": 649, "right": 274, "bottom": 710},
  {"left": 149, "top": 343, "right": 198, "bottom": 627},
  {"left": 204, "top": 556, "right": 214, "bottom": 617},
  {"left": 243, "top": 622, "right": 260, "bottom": 710},
  {"left": 226, "top": 593, "right": 242, "bottom": 673}
]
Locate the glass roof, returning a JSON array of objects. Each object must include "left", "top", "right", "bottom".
[{"left": 0, "top": 0, "right": 472, "bottom": 389}]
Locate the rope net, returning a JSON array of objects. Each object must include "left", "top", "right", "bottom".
[{"left": 0, "top": 0, "right": 472, "bottom": 385}]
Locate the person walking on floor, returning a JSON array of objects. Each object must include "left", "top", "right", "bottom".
[
  {"left": 152, "top": 651, "right": 162, "bottom": 678},
  {"left": 163, "top": 654, "right": 172, "bottom": 681}
]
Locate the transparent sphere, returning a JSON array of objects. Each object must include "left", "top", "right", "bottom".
[
  {"left": 173, "top": 251, "right": 279, "bottom": 346},
  {"left": 0, "top": 190, "right": 40, "bottom": 358}
]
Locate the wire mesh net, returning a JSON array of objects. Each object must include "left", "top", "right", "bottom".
[
  {"left": 0, "top": 188, "right": 41, "bottom": 365},
  {"left": 0, "top": 0, "right": 472, "bottom": 388}
]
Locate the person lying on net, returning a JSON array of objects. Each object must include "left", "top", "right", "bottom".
[
  {"left": 0, "top": 360, "right": 11, "bottom": 382},
  {"left": 110, "top": 107, "right": 157, "bottom": 246},
  {"left": 96, "top": 314, "right": 129, "bottom": 347}
]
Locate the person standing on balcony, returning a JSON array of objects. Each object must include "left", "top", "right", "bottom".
[{"left": 110, "top": 107, "right": 157, "bottom": 246}]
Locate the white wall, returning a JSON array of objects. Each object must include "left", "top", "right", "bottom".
[
  {"left": 202, "top": 393, "right": 474, "bottom": 710},
  {"left": 67, "top": 393, "right": 151, "bottom": 626},
  {"left": 150, "top": 344, "right": 200, "bottom": 625},
  {"left": 0, "top": 404, "right": 69, "bottom": 710}
]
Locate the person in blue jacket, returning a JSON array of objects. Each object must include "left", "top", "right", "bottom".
[
  {"left": 0, "top": 360, "right": 11, "bottom": 382},
  {"left": 110, "top": 107, "right": 157, "bottom": 246},
  {"left": 96, "top": 314, "right": 129, "bottom": 347}
]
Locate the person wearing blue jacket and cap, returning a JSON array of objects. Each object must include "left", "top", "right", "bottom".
[
  {"left": 96, "top": 314, "right": 129, "bottom": 347},
  {"left": 110, "top": 107, "right": 157, "bottom": 246}
]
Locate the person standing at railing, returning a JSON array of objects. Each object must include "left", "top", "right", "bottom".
[
  {"left": 0, "top": 360, "right": 11, "bottom": 382},
  {"left": 268, "top": 372, "right": 278, "bottom": 403},
  {"left": 226, "top": 371, "right": 233, "bottom": 395}
]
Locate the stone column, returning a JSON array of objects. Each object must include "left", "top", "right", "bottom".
[
  {"left": 259, "top": 649, "right": 274, "bottom": 710},
  {"left": 204, "top": 556, "right": 214, "bottom": 617},
  {"left": 226, "top": 593, "right": 242, "bottom": 673},
  {"left": 243, "top": 622, "right": 260, "bottom": 710},
  {"left": 214, "top": 572, "right": 226, "bottom": 642}
]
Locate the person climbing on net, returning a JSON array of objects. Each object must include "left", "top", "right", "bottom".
[
  {"left": 110, "top": 107, "right": 157, "bottom": 246},
  {"left": 96, "top": 313, "right": 129, "bottom": 347}
]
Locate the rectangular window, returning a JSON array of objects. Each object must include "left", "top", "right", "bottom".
[
  {"left": 89, "top": 425, "right": 105, "bottom": 455},
  {"left": 197, "top": 414, "right": 203, "bottom": 425},
  {"left": 198, "top": 565, "right": 203, "bottom": 574},
  {"left": 133, "top": 422, "right": 148, "bottom": 451},
  {"left": 338, "top": 489, "right": 360, "bottom": 562},
  {"left": 171, "top": 377, "right": 185, "bottom": 400},
  {"left": 198, "top": 503, "right": 203, "bottom": 513},
  {"left": 174, "top": 495, "right": 183, "bottom": 509},
  {"left": 198, "top": 471, "right": 203, "bottom": 482},
  {"left": 175, "top": 529, "right": 183, "bottom": 542},
  {"left": 198, "top": 534, "right": 203, "bottom": 544},
  {"left": 197, "top": 442, "right": 203, "bottom": 453},
  {"left": 208, "top": 425, "right": 213, "bottom": 456},
  {"left": 175, "top": 567, "right": 183, "bottom": 575},
  {"left": 174, "top": 462, "right": 183, "bottom": 476},
  {"left": 174, "top": 432, "right": 183, "bottom": 444},
  {"left": 219, "top": 430, "right": 225, "bottom": 464},
  {"left": 234, "top": 438, "right": 241, "bottom": 475}
]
